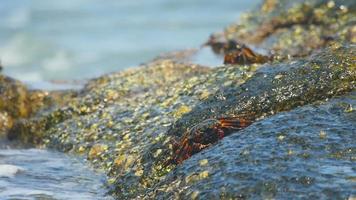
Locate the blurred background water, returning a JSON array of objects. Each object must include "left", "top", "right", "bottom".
[{"left": 0, "top": 0, "right": 260, "bottom": 86}]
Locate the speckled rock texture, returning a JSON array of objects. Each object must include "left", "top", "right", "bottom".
[
  {"left": 0, "top": 75, "right": 59, "bottom": 135},
  {"left": 149, "top": 93, "right": 356, "bottom": 199},
  {"left": 208, "top": 0, "right": 355, "bottom": 57},
  {"left": 2, "top": 0, "right": 356, "bottom": 199}
]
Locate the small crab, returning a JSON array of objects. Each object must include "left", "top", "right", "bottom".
[
  {"left": 170, "top": 117, "right": 252, "bottom": 164},
  {"left": 223, "top": 44, "right": 271, "bottom": 65}
]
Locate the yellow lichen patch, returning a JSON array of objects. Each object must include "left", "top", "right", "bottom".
[
  {"left": 199, "top": 159, "right": 209, "bottom": 167},
  {"left": 348, "top": 26, "right": 356, "bottom": 43},
  {"left": 107, "top": 178, "right": 116, "bottom": 185},
  {"left": 190, "top": 190, "right": 200, "bottom": 200},
  {"left": 153, "top": 149, "right": 162, "bottom": 158},
  {"left": 344, "top": 104, "right": 353, "bottom": 113},
  {"left": 105, "top": 89, "right": 119, "bottom": 101},
  {"left": 198, "top": 90, "right": 211, "bottom": 100},
  {"left": 261, "top": 0, "right": 277, "bottom": 13},
  {"left": 277, "top": 135, "right": 286, "bottom": 141},
  {"left": 287, "top": 149, "right": 294, "bottom": 156},
  {"left": 88, "top": 144, "right": 108, "bottom": 160},
  {"left": 123, "top": 134, "right": 130, "bottom": 141},
  {"left": 173, "top": 105, "right": 192, "bottom": 118},
  {"left": 114, "top": 154, "right": 135, "bottom": 169},
  {"left": 0, "top": 112, "right": 13, "bottom": 132},
  {"left": 319, "top": 130, "right": 327, "bottom": 139},
  {"left": 199, "top": 170, "right": 209, "bottom": 179},
  {"left": 125, "top": 155, "right": 135, "bottom": 169},
  {"left": 327, "top": 1, "right": 335, "bottom": 8},
  {"left": 77, "top": 146, "right": 86, "bottom": 153},
  {"left": 185, "top": 170, "right": 210, "bottom": 184},
  {"left": 134, "top": 169, "right": 144, "bottom": 177},
  {"left": 274, "top": 74, "right": 284, "bottom": 79},
  {"left": 114, "top": 154, "right": 126, "bottom": 167}
]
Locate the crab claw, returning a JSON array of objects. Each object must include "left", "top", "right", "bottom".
[{"left": 218, "top": 117, "right": 252, "bottom": 130}]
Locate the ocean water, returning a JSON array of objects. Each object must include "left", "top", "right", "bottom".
[
  {"left": 0, "top": 148, "right": 113, "bottom": 200},
  {"left": 0, "top": 0, "right": 260, "bottom": 86}
]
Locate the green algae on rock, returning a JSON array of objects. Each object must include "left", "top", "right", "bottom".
[
  {"left": 7, "top": 59, "right": 261, "bottom": 198},
  {"left": 8, "top": 44, "right": 355, "bottom": 199},
  {"left": 0, "top": 75, "right": 57, "bottom": 135},
  {"left": 0, "top": 76, "right": 31, "bottom": 119},
  {"left": 168, "top": 44, "right": 356, "bottom": 139},
  {"left": 148, "top": 93, "right": 356, "bottom": 199},
  {"left": 208, "top": 0, "right": 356, "bottom": 58}
]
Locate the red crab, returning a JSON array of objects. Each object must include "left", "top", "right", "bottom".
[
  {"left": 170, "top": 117, "right": 252, "bottom": 164},
  {"left": 224, "top": 44, "right": 271, "bottom": 65}
]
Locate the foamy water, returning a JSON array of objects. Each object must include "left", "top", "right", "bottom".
[
  {"left": 0, "top": 164, "right": 24, "bottom": 178},
  {"left": 0, "top": 148, "right": 113, "bottom": 199}
]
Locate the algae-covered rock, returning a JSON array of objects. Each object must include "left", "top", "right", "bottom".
[
  {"left": 8, "top": 44, "right": 355, "bottom": 199},
  {"left": 0, "top": 75, "right": 31, "bottom": 134},
  {"left": 8, "top": 59, "right": 260, "bottom": 197},
  {"left": 168, "top": 44, "right": 355, "bottom": 138},
  {"left": 0, "top": 76, "right": 30, "bottom": 118},
  {"left": 0, "top": 73, "right": 75, "bottom": 135},
  {"left": 208, "top": 0, "right": 355, "bottom": 57},
  {"left": 149, "top": 92, "right": 356, "bottom": 199}
]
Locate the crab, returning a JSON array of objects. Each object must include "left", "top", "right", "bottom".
[
  {"left": 223, "top": 44, "right": 271, "bottom": 65},
  {"left": 204, "top": 36, "right": 271, "bottom": 65},
  {"left": 170, "top": 117, "right": 252, "bottom": 164}
]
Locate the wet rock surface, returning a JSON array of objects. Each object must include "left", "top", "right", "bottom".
[
  {"left": 168, "top": 44, "right": 355, "bottom": 138},
  {"left": 149, "top": 93, "right": 356, "bottom": 199},
  {"left": 1, "top": 0, "right": 355, "bottom": 199},
  {"left": 208, "top": 0, "right": 356, "bottom": 57},
  {"left": 7, "top": 44, "right": 355, "bottom": 199},
  {"left": 0, "top": 75, "right": 29, "bottom": 134}
]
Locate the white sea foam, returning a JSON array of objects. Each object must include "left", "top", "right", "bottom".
[
  {"left": 0, "top": 187, "right": 54, "bottom": 197},
  {"left": 0, "top": 164, "right": 25, "bottom": 178}
]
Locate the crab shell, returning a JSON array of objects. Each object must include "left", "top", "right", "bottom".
[
  {"left": 224, "top": 45, "right": 270, "bottom": 65},
  {"left": 171, "top": 117, "right": 252, "bottom": 164}
]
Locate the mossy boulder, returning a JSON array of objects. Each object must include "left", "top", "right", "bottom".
[
  {"left": 148, "top": 93, "right": 356, "bottom": 199},
  {"left": 208, "top": 0, "right": 355, "bottom": 57},
  {"left": 7, "top": 44, "right": 355, "bottom": 199},
  {"left": 0, "top": 75, "right": 31, "bottom": 135}
]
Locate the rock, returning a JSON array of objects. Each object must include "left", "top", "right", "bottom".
[
  {"left": 7, "top": 59, "right": 262, "bottom": 197},
  {"left": 0, "top": 74, "right": 77, "bottom": 139},
  {"left": 148, "top": 93, "right": 356, "bottom": 199},
  {"left": 207, "top": 0, "right": 356, "bottom": 57},
  {"left": 8, "top": 44, "right": 354, "bottom": 199},
  {"left": 167, "top": 44, "right": 356, "bottom": 139},
  {"left": 0, "top": 75, "right": 30, "bottom": 135}
]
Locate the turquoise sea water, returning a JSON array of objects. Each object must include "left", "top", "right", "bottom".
[{"left": 0, "top": 0, "right": 260, "bottom": 85}]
